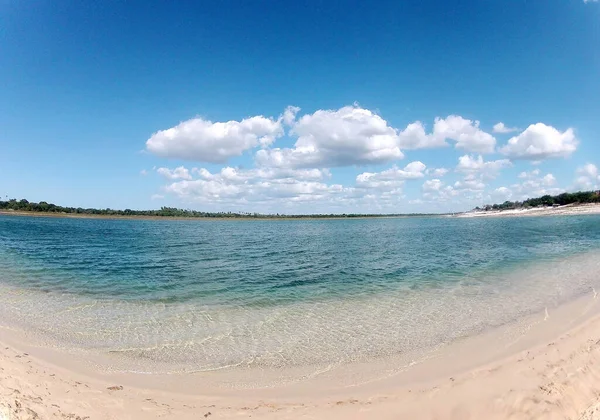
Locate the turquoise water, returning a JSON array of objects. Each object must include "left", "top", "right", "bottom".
[{"left": 1, "top": 214, "right": 600, "bottom": 374}]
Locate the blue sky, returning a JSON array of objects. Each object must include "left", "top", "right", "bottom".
[{"left": 1, "top": 1, "right": 599, "bottom": 213}]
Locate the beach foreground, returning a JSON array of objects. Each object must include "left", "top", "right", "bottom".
[
  {"left": 3, "top": 299, "right": 600, "bottom": 420},
  {"left": 3, "top": 215, "right": 600, "bottom": 419}
]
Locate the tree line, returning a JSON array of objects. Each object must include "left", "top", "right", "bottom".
[
  {"left": 0, "top": 198, "right": 432, "bottom": 219},
  {"left": 476, "top": 190, "right": 600, "bottom": 212}
]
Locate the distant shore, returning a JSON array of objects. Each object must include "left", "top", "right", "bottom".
[
  {"left": 455, "top": 202, "right": 600, "bottom": 218},
  {"left": 0, "top": 209, "right": 439, "bottom": 221},
  {"left": 3, "top": 204, "right": 600, "bottom": 223}
]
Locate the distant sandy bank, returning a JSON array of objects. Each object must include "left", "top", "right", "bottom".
[
  {"left": 456, "top": 203, "right": 600, "bottom": 218},
  {"left": 0, "top": 210, "right": 437, "bottom": 221}
]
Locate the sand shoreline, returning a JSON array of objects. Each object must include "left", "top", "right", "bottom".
[
  {"left": 3, "top": 292, "right": 600, "bottom": 419},
  {"left": 456, "top": 203, "right": 600, "bottom": 218}
]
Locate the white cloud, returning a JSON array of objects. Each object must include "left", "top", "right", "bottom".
[
  {"left": 166, "top": 177, "right": 345, "bottom": 204},
  {"left": 499, "top": 123, "right": 577, "bottom": 160},
  {"left": 518, "top": 169, "right": 540, "bottom": 179},
  {"left": 574, "top": 163, "right": 600, "bottom": 189},
  {"left": 509, "top": 171, "right": 563, "bottom": 200},
  {"left": 456, "top": 155, "right": 512, "bottom": 178},
  {"left": 422, "top": 179, "right": 462, "bottom": 202},
  {"left": 433, "top": 115, "right": 496, "bottom": 154},
  {"left": 192, "top": 166, "right": 330, "bottom": 183},
  {"left": 454, "top": 178, "right": 486, "bottom": 191},
  {"left": 282, "top": 106, "right": 300, "bottom": 126},
  {"left": 423, "top": 179, "right": 444, "bottom": 192},
  {"left": 256, "top": 105, "right": 404, "bottom": 168},
  {"left": 151, "top": 194, "right": 165, "bottom": 200},
  {"left": 162, "top": 165, "right": 348, "bottom": 209},
  {"left": 157, "top": 164, "right": 434, "bottom": 213},
  {"left": 396, "top": 121, "right": 447, "bottom": 150},
  {"left": 140, "top": 169, "right": 148, "bottom": 176},
  {"left": 492, "top": 122, "right": 518, "bottom": 134},
  {"left": 255, "top": 106, "right": 503, "bottom": 169},
  {"left": 577, "top": 163, "right": 599, "bottom": 179},
  {"left": 492, "top": 187, "right": 513, "bottom": 200},
  {"left": 426, "top": 167, "right": 449, "bottom": 178},
  {"left": 584, "top": 0, "right": 598, "bottom": 3},
  {"left": 146, "top": 114, "right": 284, "bottom": 163},
  {"left": 156, "top": 166, "right": 193, "bottom": 180},
  {"left": 542, "top": 174, "right": 556, "bottom": 186},
  {"left": 356, "top": 161, "right": 426, "bottom": 190}
]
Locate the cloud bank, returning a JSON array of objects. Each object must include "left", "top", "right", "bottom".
[{"left": 144, "top": 105, "right": 582, "bottom": 213}]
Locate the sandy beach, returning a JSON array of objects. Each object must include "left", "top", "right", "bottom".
[
  {"left": 456, "top": 203, "right": 600, "bottom": 218},
  {"left": 2, "top": 292, "right": 600, "bottom": 420}
]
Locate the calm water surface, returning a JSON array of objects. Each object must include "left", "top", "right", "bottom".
[{"left": 1, "top": 214, "right": 600, "bottom": 375}]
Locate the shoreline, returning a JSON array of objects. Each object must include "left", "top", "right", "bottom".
[
  {"left": 456, "top": 202, "right": 600, "bottom": 218},
  {"left": 0, "top": 210, "right": 440, "bottom": 221},
  {"left": 3, "top": 202, "right": 600, "bottom": 222},
  {"left": 3, "top": 291, "right": 600, "bottom": 418}
]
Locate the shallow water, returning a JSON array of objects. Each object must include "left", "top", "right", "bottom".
[{"left": 1, "top": 214, "right": 600, "bottom": 376}]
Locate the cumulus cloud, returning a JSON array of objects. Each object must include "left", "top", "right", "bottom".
[
  {"left": 140, "top": 169, "right": 148, "bottom": 176},
  {"left": 145, "top": 105, "right": 583, "bottom": 213},
  {"left": 396, "top": 121, "right": 447, "bottom": 150},
  {"left": 421, "top": 179, "right": 463, "bottom": 202},
  {"left": 518, "top": 169, "right": 541, "bottom": 179},
  {"left": 492, "top": 122, "right": 519, "bottom": 134},
  {"left": 282, "top": 106, "right": 300, "bottom": 126},
  {"left": 422, "top": 178, "right": 444, "bottom": 193},
  {"left": 456, "top": 155, "right": 512, "bottom": 178},
  {"left": 146, "top": 114, "right": 284, "bottom": 163},
  {"left": 499, "top": 123, "right": 577, "bottom": 160},
  {"left": 165, "top": 166, "right": 342, "bottom": 204},
  {"left": 542, "top": 174, "right": 556, "bottom": 186},
  {"left": 193, "top": 166, "right": 330, "bottom": 183},
  {"left": 156, "top": 166, "right": 193, "bottom": 180},
  {"left": 492, "top": 187, "right": 513, "bottom": 200},
  {"left": 426, "top": 167, "right": 449, "bottom": 178},
  {"left": 578, "top": 163, "right": 599, "bottom": 179},
  {"left": 453, "top": 177, "right": 486, "bottom": 191},
  {"left": 356, "top": 161, "right": 426, "bottom": 190},
  {"left": 432, "top": 115, "right": 496, "bottom": 154},
  {"left": 256, "top": 105, "right": 404, "bottom": 168},
  {"left": 507, "top": 171, "right": 562, "bottom": 200},
  {"left": 157, "top": 163, "right": 430, "bottom": 213},
  {"left": 167, "top": 177, "right": 345, "bottom": 204},
  {"left": 254, "top": 106, "right": 506, "bottom": 169},
  {"left": 574, "top": 163, "right": 600, "bottom": 189}
]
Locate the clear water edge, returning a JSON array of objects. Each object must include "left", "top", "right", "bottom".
[{"left": 1, "top": 214, "right": 600, "bottom": 388}]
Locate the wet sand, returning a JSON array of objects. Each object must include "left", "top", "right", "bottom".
[{"left": 3, "top": 293, "right": 600, "bottom": 419}]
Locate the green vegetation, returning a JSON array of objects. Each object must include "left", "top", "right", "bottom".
[
  {"left": 476, "top": 190, "right": 600, "bottom": 212},
  {"left": 0, "top": 198, "right": 433, "bottom": 219}
]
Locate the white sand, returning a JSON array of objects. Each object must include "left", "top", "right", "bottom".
[
  {"left": 456, "top": 203, "right": 600, "bottom": 218},
  {"left": 3, "top": 293, "right": 600, "bottom": 419}
]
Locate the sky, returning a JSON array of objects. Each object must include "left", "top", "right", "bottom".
[{"left": 1, "top": 1, "right": 599, "bottom": 214}]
